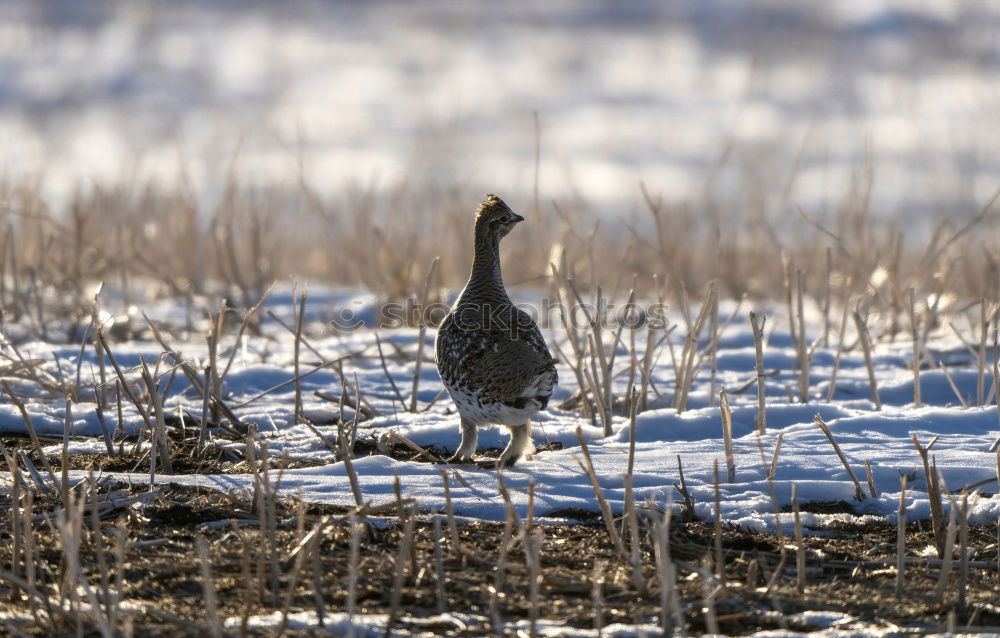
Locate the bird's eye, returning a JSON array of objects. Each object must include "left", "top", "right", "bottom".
[{"left": 499, "top": 215, "right": 511, "bottom": 223}]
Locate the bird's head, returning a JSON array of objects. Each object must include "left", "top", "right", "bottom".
[{"left": 475, "top": 194, "right": 524, "bottom": 242}]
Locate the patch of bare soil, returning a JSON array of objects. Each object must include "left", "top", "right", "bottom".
[
  {"left": 0, "top": 481, "right": 998, "bottom": 636},
  {"left": 0, "top": 433, "right": 565, "bottom": 478}
]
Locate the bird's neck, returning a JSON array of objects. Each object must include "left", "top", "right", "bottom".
[{"left": 467, "top": 232, "right": 506, "bottom": 294}]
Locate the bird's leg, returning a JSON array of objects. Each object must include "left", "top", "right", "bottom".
[
  {"left": 447, "top": 418, "right": 478, "bottom": 463},
  {"left": 497, "top": 422, "right": 532, "bottom": 467}
]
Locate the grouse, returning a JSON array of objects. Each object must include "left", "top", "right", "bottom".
[{"left": 435, "top": 194, "right": 558, "bottom": 466}]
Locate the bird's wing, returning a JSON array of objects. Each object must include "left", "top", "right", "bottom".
[{"left": 468, "top": 332, "right": 557, "bottom": 405}]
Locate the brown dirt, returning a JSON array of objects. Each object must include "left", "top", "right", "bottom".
[
  {"left": 0, "top": 434, "right": 566, "bottom": 478},
  {"left": 0, "top": 478, "right": 997, "bottom": 637}
]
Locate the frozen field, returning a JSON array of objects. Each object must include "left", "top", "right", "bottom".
[
  {"left": 2, "top": 2, "right": 1000, "bottom": 633},
  {"left": 2, "top": 286, "right": 998, "bottom": 534}
]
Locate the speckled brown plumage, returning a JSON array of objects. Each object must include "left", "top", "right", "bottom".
[{"left": 435, "top": 194, "right": 557, "bottom": 465}]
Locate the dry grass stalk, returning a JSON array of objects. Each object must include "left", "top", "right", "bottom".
[
  {"left": 591, "top": 559, "right": 605, "bottom": 635},
  {"left": 489, "top": 507, "right": 514, "bottom": 632},
  {"left": 256, "top": 441, "right": 282, "bottom": 603},
  {"left": 138, "top": 356, "right": 173, "bottom": 476},
  {"left": 933, "top": 502, "right": 958, "bottom": 602},
  {"left": 813, "top": 415, "right": 865, "bottom": 501},
  {"left": 906, "top": 288, "right": 922, "bottom": 407},
  {"left": 574, "top": 427, "right": 626, "bottom": 556},
  {"left": 278, "top": 518, "right": 325, "bottom": 637},
  {"left": 947, "top": 319, "right": 979, "bottom": 361},
  {"left": 60, "top": 401, "right": 71, "bottom": 507},
  {"left": 96, "top": 331, "right": 162, "bottom": 454},
  {"left": 558, "top": 275, "right": 617, "bottom": 433},
  {"left": 347, "top": 512, "right": 361, "bottom": 630},
  {"left": 622, "top": 390, "right": 644, "bottom": 592},
  {"left": 895, "top": 476, "right": 907, "bottom": 599},
  {"left": 140, "top": 311, "right": 207, "bottom": 391},
  {"left": 939, "top": 361, "right": 969, "bottom": 408},
  {"left": 852, "top": 307, "right": 881, "bottom": 410},
  {"left": 783, "top": 256, "right": 797, "bottom": 360},
  {"left": 622, "top": 474, "right": 645, "bottom": 596},
  {"left": 996, "top": 450, "right": 1000, "bottom": 495},
  {"left": 385, "top": 505, "right": 416, "bottom": 635},
  {"left": 437, "top": 469, "right": 462, "bottom": 555},
  {"left": 86, "top": 482, "right": 111, "bottom": 622},
  {"left": 749, "top": 311, "right": 767, "bottom": 434},
  {"left": 581, "top": 355, "right": 611, "bottom": 435},
  {"left": 18, "top": 452, "right": 53, "bottom": 495},
  {"left": 54, "top": 491, "right": 113, "bottom": 638},
  {"left": 409, "top": 257, "right": 438, "bottom": 412},
  {"left": 494, "top": 473, "right": 524, "bottom": 553},
  {"left": 712, "top": 460, "right": 724, "bottom": 585},
  {"left": 293, "top": 282, "right": 308, "bottom": 424},
  {"left": 220, "top": 283, "right": 275, "bottom": 381},
  {"left": 374, "top": 333, "right": 407, "bottom": 407},
  {"left": 702, "top": 556, "right": 719, "bottom": 634},
  {"left": 432, "top": 517, "right": 447, "bottom": 615},
  {"left": 232, "top": 356, "right": 349, "bottom": 411},
  {"left": 7, "top": 466, "right": 22, "bottom": 603},
  {"left": 794, "top": 269, "right": 810, "bottom": 403},
  {"left": 993, "top": 330, "right": 1000, "bottom": 449},
  {"left": 977, "top": 300, "right": 995, "bottom": 406},
  {"left": 822, "top": 247, "right": 832, "bottom": 345},
  {"left": 958, "top": 491, "right": 970, "bottom": 611},
  {"left": 548, "top": 264, "right": 596, "bottom": 425},
  {"left": 194, "top": 537, "right": 224, "bottom": 638},
  {"left": 2, "top": 380, "right": 58, "bottom": 484},
  {"left": 912, "top": 434, "right": 947, "bottom": 556},
  {"left": 792, "top": 484, "right": 806, "bottom": 595},
  {"left": 625, "top": 388, "right": 638, "bottom": 486},
  {"left": 674, "top": 282, "right": 716, "bottom": 413},
  {"left": 864, "top": 459, "right": 878, "bottom": 499},
  {"left": 673, "top": 455, "right": 695, "bottom": 520},
  {"left": 4, "top": 179, "right": 1000, "bottom": 320},
  {"left": 719, "top": 388, "right": 735, "bottom": 482},
  {"left": 652, "top": 494, "right": 676, "bottom": 637},
  {"left": 336, "top": 392, "right": 364, "bottom": 512},
  {"left": 637, "top": 306, "right": 668, "bottom": 413},
  {"left": 707, "top": 288, "right": 720, "bottom": 406},
  {"left": 111, "top": 520, "right": 127, "bottom": 630},
  {"left": 381, "top": 430, "right": 443, "bottom": 464},
  {"left": 758, "top": 435, "right": 788, "bottom": 595},
  {"left": 525, "top": 527, "right": 543, "bottom": 638},
  {"left": 526, "top": 479, "right": 536, "bottom": 532},
  {"left": 826, "top": 296, "right": 851, "bottom": 402},
  {"left": 309, "top": 529, "right": 326, "bottom": 628},
  {"left": 93, "top": 402, "right": 114, "bottom": 457},
  {"left": 198, "top": 365, "right": 212, "bottom": 453},
  {"left": 207, "top": 305, "right": 225, "bottom": 424}
]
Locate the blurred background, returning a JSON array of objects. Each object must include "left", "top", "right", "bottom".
[
  {"left": 1, "top": 0, "right": 999, "bottom": 304},
  {"left": 5, "top": 0, "right": 999, "bottom": 212}
]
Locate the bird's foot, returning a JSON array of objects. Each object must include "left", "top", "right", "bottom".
[
  {"left": 446, "top": 453, "right": 474, "bottom": 464},
  {"left": 481, "top": 454, "right": 519, "bottom": 469}
]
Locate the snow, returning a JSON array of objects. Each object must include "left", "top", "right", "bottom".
[
  {"left": 6, "top": 284, "right": 997, "bottom": 535},
  {"left": 225, "top": 611, "right": 393, "bottom": 637},
  {"left": 222, "top": 609, "right": 1000, "bottom": 637}
]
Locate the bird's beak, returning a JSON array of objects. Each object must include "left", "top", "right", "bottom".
[{"left": 513, "top": 213, "right": 525, "bottom": 223}]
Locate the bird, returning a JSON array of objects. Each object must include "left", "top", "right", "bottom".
[{"left": 435, "top": 194, "right": 558, "bottom": 467}]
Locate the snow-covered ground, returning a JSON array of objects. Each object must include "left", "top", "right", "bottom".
[
  {"left": 224, "top": 609, "right": 992, "bottom": 638},
  {"left": 2, "top": 1, "right": 999, "bottom": 215},
  {"left": 226, "top": 608, "right": 960, "bottom": 638},
  {"left": 2, "top": 285, "right": 998, "bottom": 534}
]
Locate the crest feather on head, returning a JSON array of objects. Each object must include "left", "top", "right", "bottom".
[{"left": 477, "top": 193, "right": 513, "bottom": 219}]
